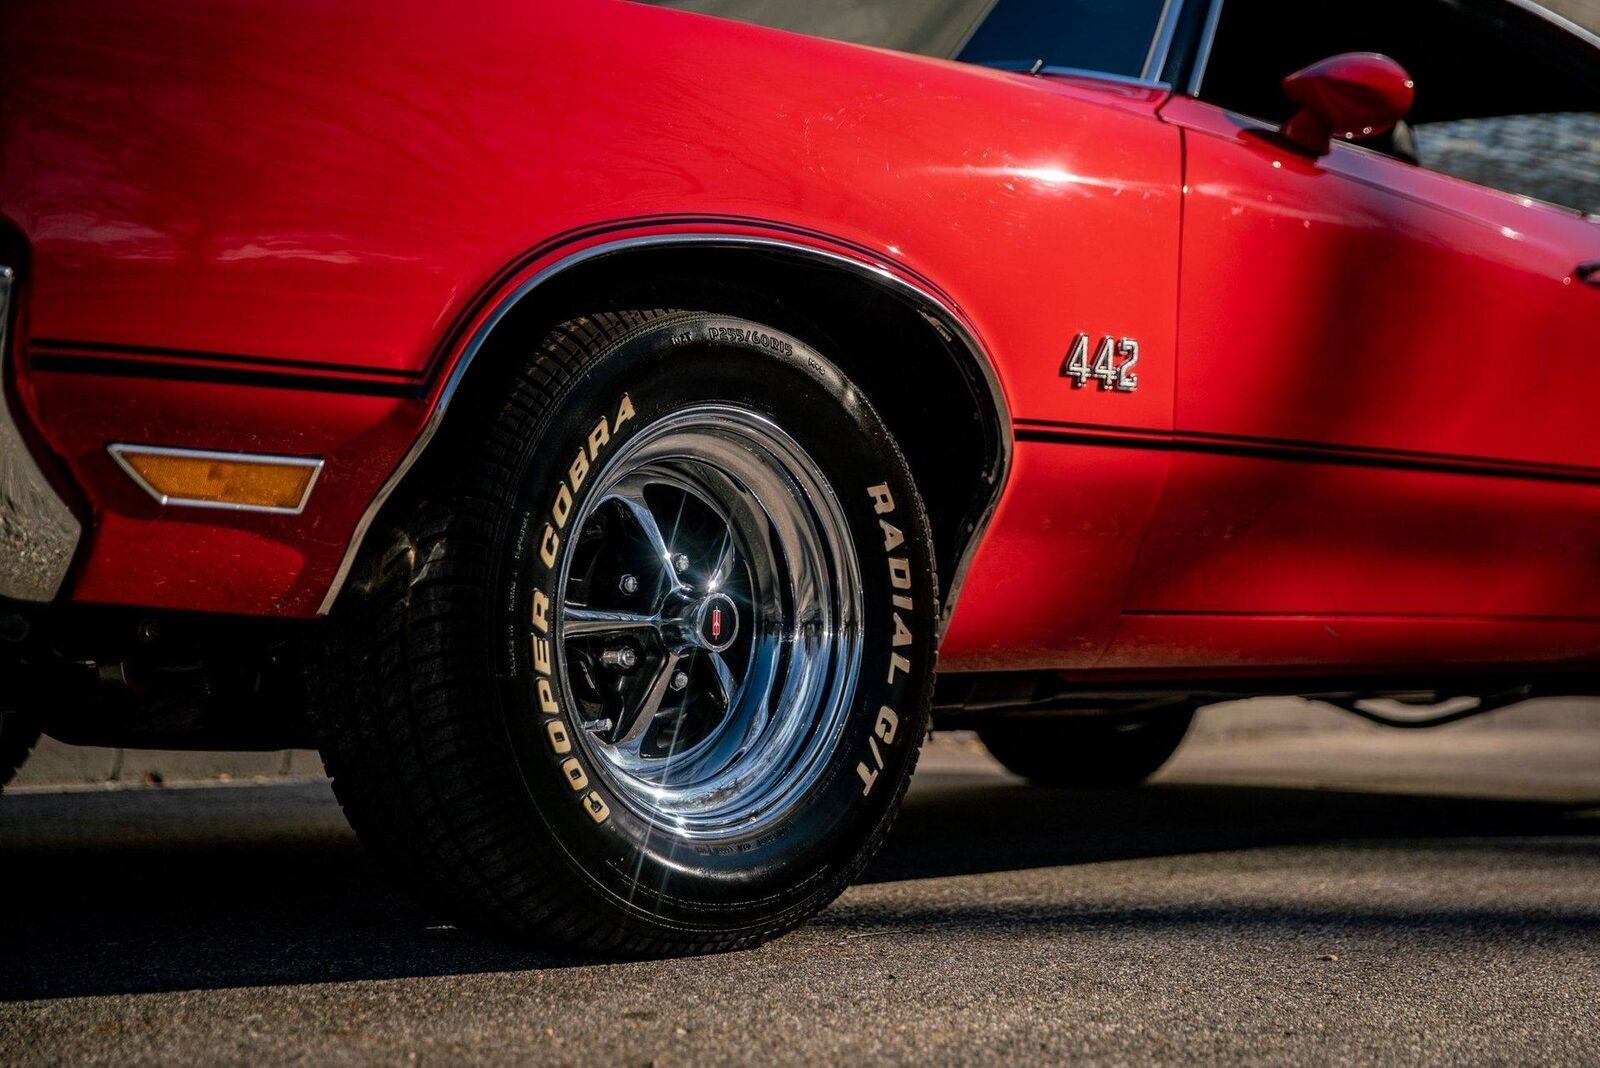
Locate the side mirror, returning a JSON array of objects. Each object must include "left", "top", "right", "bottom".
[{"left": 1279, "top": 52, "right": 1415, "bottom": 157}]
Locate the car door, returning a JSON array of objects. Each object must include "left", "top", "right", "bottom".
[{"left": 1112, "top": 0, "right": 1600, "bottom": 665}]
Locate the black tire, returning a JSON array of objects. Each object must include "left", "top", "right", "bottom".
[
  {"left": 311, "top": 310, "right": 938, "bottom": 955},
  {"left": 0, "top": 709, "right": 41, "bottom": 789},
  {"left": 978, "top": 708, "right": 1195, "bottom": 788}
]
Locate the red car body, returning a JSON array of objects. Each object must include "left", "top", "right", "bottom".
[{"left": 3, "top": 0, "right": 1598, "bottom": 683}]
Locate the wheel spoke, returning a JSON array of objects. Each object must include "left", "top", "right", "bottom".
[
  {"left": 561, "top": 606, "right": 658, "bottom": 639},
  {"left": 614, "top": 649, "right": 682, "bottom": 749},
  {"left": 704, "top": 651, "right": 737, "bottom": 708},
  {"left": 706, "top": 528, "right": 738, "bottom": 591},
  {"left": 606, "top": 481, "right": 684, "bottom": 594}
]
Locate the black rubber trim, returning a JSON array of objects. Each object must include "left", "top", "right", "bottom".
[
  {"left": 28, "top": 338, "right": 424, "bottom": 381},
  {"left": 410, "top": 212, "right": 971, "bottom": 384},
  {"left": 1015, "top": 420, "right": 1600, "bottom": 486},
  {"left": 30, "top": 353, "right": 426, "bottom": 399}
]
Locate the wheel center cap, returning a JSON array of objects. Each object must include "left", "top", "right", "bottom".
[{"left": 694, "top": 593, "right": 739, "bottom": 653}]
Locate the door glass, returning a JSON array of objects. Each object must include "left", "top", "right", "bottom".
[
  {"left": 638, "top": 0, "right": 1172, "bottom": 78},
  {"left": 1194, "top": 0, "right": 1600, "bottom": 203},
  {"left": 1412, "top": 113, "right": 1600, "bottom": 214},
  {"left": 955, "top": 0, "right": 1171, "bottom": 77}
]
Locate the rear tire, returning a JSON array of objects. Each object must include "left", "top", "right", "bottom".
[
  {"left": 978, "top": 708, "right": 1194, "bottom": 787},
  {"left": 311, "top": 310, "right": 937, "bottom": 955},
  {"left": 0, "top": 709, "right": 41, "bottom": 789}
]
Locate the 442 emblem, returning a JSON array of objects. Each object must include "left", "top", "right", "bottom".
[{"left": 1061, "top": 333, "right": 1139, "bottom": 393}]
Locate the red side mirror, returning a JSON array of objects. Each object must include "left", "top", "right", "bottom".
[{"left": 1279, "top": 52, "right": 1415, "bottom": 157}]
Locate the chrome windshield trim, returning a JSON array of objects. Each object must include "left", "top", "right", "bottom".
[
  {"left": 979, "top": 59, "right": 1171, "bottom": 91},
  {"left": 1038, "top": 66, "right": 1171, "bottom": 91},
  {"left": 317, "top": 234, "right": 1014, "bottom": 642},
  {"left": 948, "top": 0, "right": 1004, "bottom": 57},
  {"left": 0, "top": 265, "right": 83, "bottom": 602},
  {"left": 1142, "top": 0, "right": 1184, "bottom": 81},
  {"left": 1185, "top": 0, "right": 1225, "bottom": 96},
  {"left": 1504, "top": 0, "right": 1600, "bottom": 51},
  {"left": 107, "top": 443, "right": 324, "bottom": 515}
]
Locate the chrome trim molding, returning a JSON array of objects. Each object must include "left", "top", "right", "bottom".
[
  {"left": 983, "top": 59, "right": 1170, "bottom": 91},
  {"left": 1142, "top": 0, "right": 1184, "bottom": 81},
  {"left": 1039, "top": 66, "right": 1171, "bottom": 91},
  {"left": 948, "top": 0, "right": 1004, "bottom": 58},
  {"left": 1506, "top": 0, "right": 1600, "bottom": 50},
  {"left": 107, "top": 443, "right": 324, "bottom": 515},
  {"left": 1185, "top": 0, "right": 1226, "bottom": 96},
  {"left": 317, "top": 233, "right": 1014, "bottom": 641},
  {"left": 0, "top": 265, "right": 83, "bottom": 602}
]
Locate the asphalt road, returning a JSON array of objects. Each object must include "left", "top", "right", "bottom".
[{"left": 4, "top": 699, "right": 1600, "bottom": 1065}]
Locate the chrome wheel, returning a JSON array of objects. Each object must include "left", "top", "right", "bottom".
[{"left": 552, "top": 405, "right": 862, "bottom": 838}]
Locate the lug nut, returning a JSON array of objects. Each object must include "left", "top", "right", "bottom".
[
  {"left": 672, "top": 553, "right": 690, "bottom": 574},
  {"left": 618, "top": 574, "right": 639, "bottom": 595},
  {"left": 600, "top": 646, "right": 638, "bottom": 671},
  {"left": 669, "top": 670, "right": 689, "bottom": 692}
]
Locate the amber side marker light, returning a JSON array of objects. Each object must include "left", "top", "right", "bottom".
[{"left": 108, "top": 444, "right": 323, "bottom": 515}]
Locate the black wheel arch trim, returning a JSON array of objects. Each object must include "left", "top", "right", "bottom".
[{"left": 319, "top": 223, "right": 1014, "bottom": 643}]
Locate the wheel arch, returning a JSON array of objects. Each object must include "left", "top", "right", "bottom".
[{"left": 323, "top": 234, "right": 1012, "bottom": 639}]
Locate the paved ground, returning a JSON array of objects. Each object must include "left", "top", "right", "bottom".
[{"left": 4, "top": 698, "right": 1600, "bottom": 1065}]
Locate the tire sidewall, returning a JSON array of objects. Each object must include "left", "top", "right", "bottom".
[{"left": 487, "top": 314, "right": 935, "bottom": 934}]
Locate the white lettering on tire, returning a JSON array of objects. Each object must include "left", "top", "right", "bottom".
[
  {"left": 857, "top": 482, "right": 916, "bottom": 797},
  {"left": 529, "top": 393, "right": 637, "bottom": 825}
]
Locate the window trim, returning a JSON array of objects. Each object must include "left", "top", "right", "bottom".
[
  {"left": 1141, "top": 0, "right": 1186, "bottom": 81},
  {"left": 948, "top": 0, "right": 1004, "bottom": 58},
  {"left": 1500, "top": 0, "right": 1600, "bottom": 50},
  {"left": 978, "top": 59, "right": 1171, "bottom": 90},
  {"left": 1185, "top": 0, "right": 1226, "bottom": 96}
]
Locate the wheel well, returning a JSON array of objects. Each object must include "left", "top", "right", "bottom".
[{"left": 398, "top": 242, "right": 1008, "bottom": 630}]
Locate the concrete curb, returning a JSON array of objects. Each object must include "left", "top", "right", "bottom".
[
  {"left": 10, "top": 697, "right": 1598, "bottom": 791},
  {"left": 11, "top": 741, "right": 324, "bottom": 791}
]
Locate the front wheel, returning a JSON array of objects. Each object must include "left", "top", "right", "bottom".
[{"left": 313, "top": 310, "right": 938, "bottom": 955}]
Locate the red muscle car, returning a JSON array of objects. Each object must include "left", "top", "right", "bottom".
[{"left": 1, "top": 0, "right": 1597, "bottom": 953}]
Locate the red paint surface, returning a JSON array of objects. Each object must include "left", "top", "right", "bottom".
[
  {"left": 2, "top": 0, "right": 1597, "bottom": 677},
  {"left": 938, "top": 439, "right": 1170, "bottom": 672},
  {"left": 27, "top": 371, "right": 421, "bottom": 614},
  {"left": 1163, "top": 96, "right": 1600, "bottom": 471},
  {"left": 1126, "top": 452, "right": 1600, "bottom": 618}
]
